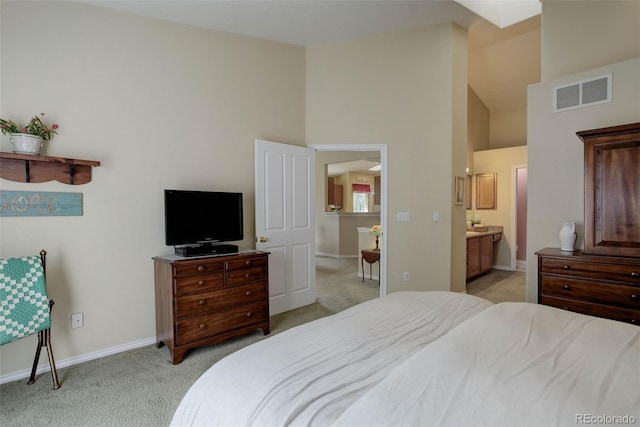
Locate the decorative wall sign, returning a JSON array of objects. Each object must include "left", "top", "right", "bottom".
[
  {"left": 0, "top": 191, "right": 83, "bottom": 217},
  {"left": 355, "top": 176, "right": 374, "bottom": 183}
]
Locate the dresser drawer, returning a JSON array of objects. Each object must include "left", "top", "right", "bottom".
[
  {"left": 175, "top": 301, "right": 268, "bottom": 345},
  {"left": 174, "top": 273, "right": 225, "bottom": 295},
  {"left": 227, "top": 266, "right": 268, "bottom": 286},
  {"left": 541, "top": 296, "right": 639, "bottom": 325},
  {"left": 540, "top": 276, "right": 640, "bottom": 309},
  {"left": 540, "top": 258, "right": 640, "bottom": 283},
  {"left": 227, "top": 256, "right": 267, "bottom": 271},
  {"left": 175, "top": 283, "right": 267, "bottom": 318},
  {"left": 173, "top": 260, "right": 225, "bottom": 278}
]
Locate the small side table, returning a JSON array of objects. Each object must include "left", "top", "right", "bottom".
[{"left": 361, "top": 249, "right": 380, "bottom": 282}]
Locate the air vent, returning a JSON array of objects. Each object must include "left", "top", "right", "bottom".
[{"left": 553, "top": 73, "right": 612, "bottom": 113}]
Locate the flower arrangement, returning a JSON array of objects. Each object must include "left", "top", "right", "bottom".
[
  {"left": 370, "top": 224, "right": 381, "bottom": 250},
  {"left": 0, "top": 113, "right": 59, "bottom": 141}
]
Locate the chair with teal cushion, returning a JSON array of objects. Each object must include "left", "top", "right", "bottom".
[{"left": 0, "top": 250, "right": 61, "bottom": 389}]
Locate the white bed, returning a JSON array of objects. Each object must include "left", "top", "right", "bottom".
[{"left": 171, "top": 291, "right": 640, "bottom": 426}]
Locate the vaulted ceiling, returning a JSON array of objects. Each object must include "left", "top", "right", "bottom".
[{"left": 86, "top": 0, "right": 541, "bottom": 114}]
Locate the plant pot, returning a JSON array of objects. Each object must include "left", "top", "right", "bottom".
[{"left": 10, "top": 133, "right": 44, "bottom": 155}]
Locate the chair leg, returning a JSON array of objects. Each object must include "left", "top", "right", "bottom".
[
  {"left": 44, "top": 328, "right": 61, "bottom": 389},
  {"left": 28, "top": 330, "right": 44, "bottom": 385},
  {"left": 27, "top": 328, "right": 61, "bottom": 389}
]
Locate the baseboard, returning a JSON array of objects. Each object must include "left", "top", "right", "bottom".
[
  {"left": 516, "top": 260, "right": 527, "bottom": 272},
  {"left": 491, "top": 264, "right": 513, "bottom": 272},
  {"left": 0, "top": 336, "right": 156, "bottom": 385},
  {"left": 315, "top": 252, "right": 358, "bottom": 259},
  {"left": 358, "top": 272, "right": 380, "bottom": 281}
]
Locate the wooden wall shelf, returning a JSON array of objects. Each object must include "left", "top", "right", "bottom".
[{"left": 0, "top": 152, "right": 101, "bottom": 185}]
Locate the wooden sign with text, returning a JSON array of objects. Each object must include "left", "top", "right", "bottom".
[{"left": 0, "top": 191, "right": 83, "bottom": 217}]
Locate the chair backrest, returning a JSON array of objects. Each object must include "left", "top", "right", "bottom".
[{"left": 0, "top": 254, "right": 51, "bottom": 345}]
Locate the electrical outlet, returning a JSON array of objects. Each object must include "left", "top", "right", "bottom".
[
  {"left": 71, "top": 312, "right": 84, "bottom": 329},
  {"left": 403, "top": 272, "right": 410, "bottom": 281},
  {"left": 397, "top": 212, "right": 410, "bottom": 222}
]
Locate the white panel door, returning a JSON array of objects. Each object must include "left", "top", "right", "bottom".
[{"left": 255, "top": 139, "right": 316, "bottom": 315}]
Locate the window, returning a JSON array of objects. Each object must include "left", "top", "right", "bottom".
[{"left": 353, "top": 192, "right": 369, "bottom": 212}]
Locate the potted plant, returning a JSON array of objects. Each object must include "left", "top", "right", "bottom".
[{"left": 0, "top": 113, "right": 59, "bottom": 155}]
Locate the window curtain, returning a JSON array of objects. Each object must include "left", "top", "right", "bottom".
[{"left": 352, "top": 184, "right": 371, "bottom": 193}]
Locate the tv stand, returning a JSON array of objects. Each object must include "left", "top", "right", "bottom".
[
  {"left": 153, "top": 251, "right": 270, "bottom": 364},
  {"left": 174, "top": 243, "right": 239, "bottom": 257}
]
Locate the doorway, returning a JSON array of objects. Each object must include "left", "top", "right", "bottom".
[
  {"left": 310, "top": 144, "right": 388, "bottom": 297},
  {"left": 513, "top": 166, "right": 527, "bottom": 271}
]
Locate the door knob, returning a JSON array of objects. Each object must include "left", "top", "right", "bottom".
[{"left": 259, "top": 236, "right": 268, "bottom": 243}]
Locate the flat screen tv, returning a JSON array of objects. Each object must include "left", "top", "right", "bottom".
[{"left": 164, "top": 189, "right": 243, "bottom": 256}]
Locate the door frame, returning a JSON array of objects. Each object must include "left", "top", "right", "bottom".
[{"left": 310, "top": 144, "right": 388, "bottom": 297}]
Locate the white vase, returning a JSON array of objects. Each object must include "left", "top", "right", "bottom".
[
  {"left": 559, "top": 221, "right": 577, "bottom": 252},
  {"left": 10, "top": 133, "right": 44, "bottom": 155}
]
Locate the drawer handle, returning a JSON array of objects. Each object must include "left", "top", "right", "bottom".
[
  {"left": 197, "top": 266, "right": 205, "bottom": 272},
  {"left": 245, "top": 260, "right": 253, "bottom": 266},
  {"left": 562, "top": 284, "right": 571, "bottom": 291},
  {"left": 631, "top": 271, "right": 640, "bottom": 278},
  {"left": 199, "top": 323, "right": 206, "bottom": 329},
  {"left": 245, "top": 291, "right": 253, "bottom": 297},
  {"left": 245, "top": 273, "right": 251, "bottom": 278},
  {"left": 198, "top": 300, "right": 205, "bottom": 306},
  {"left": 562, "top": 265, "right": 571, "bottom": 270},
  {"left": 198, "top": 280, "right": 205, "bottom": 286},
  {"left": 631, "top": 294, "right": 639, "bottom": 301},
  {"left": 246, "top": 312, "right": 253, "bottom": 317}
]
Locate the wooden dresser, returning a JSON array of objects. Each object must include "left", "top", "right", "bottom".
[
  {"left": 536, "top": 248, "right": 639, "bottom": 325},
  {"left": 153, "top": 251, "right": 270, "bottom": 364},
  {"left": 536, "top": 122, "right": 640, "bottom": 325}
]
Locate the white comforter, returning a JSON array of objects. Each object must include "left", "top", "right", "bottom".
[
  {"left": 334, "top": 302, "right": 640, "bottom": 426},
  {"left": 171, "top": 291, "right": 493, "bottom": 426}
]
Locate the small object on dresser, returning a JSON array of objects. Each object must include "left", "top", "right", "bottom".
[{"left": 559, "top": 221, "right": 577, "bottom": 252}]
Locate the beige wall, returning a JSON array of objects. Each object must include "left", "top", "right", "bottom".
[
  {"left": 469, "top": 26, "right": 540, "bottom": 148},
  {"left": 450, "top": 25, "right": 469, "bottom": 294},
  {"left": 541, "top": 0, "right": 640, "bottom": 81},
  {"left": 527, "top": 0, "right": 640, "bottom": 303},
  {"left": 467, "top": 86, "right": 490, "bottom": 157},
  {"left": 489, "top": 105, "right": 527, "bottom": 148},
  {"left": 473, "top": 146, "right": 527, "bottom": 269},
  {"left": 0, "top": 2, "right": 306, "bottom": 378},
  {"left": 306, "top": 23, "right": 468, "bottom": 294}
]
